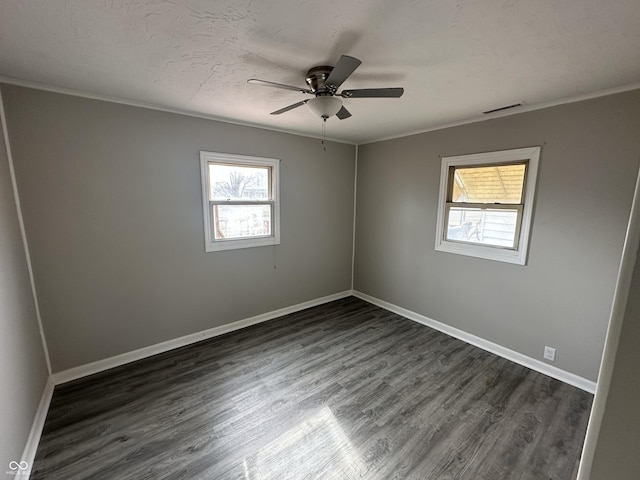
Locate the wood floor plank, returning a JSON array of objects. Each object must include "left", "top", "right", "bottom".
[{"left": 31, "top": 297, "right": 592, "bottom": 479}]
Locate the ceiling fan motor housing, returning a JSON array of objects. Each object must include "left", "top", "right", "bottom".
[{"left": 305, "top": 66, "right": 336, "bottom": 95}]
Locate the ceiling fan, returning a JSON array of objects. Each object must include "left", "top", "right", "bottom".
[{"left": 248, "top": 55, "right": 404, "bottom": 121}]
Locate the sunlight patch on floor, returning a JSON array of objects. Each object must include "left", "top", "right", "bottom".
[{"left": 243, "top": 406, "right": 366, "bottom": 479}]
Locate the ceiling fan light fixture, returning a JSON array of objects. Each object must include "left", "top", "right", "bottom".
[
  {"left": 250, "top": 55, "right": 404, "bottom": 120},
  {"left": 307, "top": 96, "right": 342, "bottom": 119}
]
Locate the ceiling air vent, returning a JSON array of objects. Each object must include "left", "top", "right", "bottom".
[{"left": 482, "top": 103, "right": 522, "bottom": 114}]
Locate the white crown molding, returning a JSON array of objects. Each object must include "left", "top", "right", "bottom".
[
  {"left": 353, "top": 290, "right": 597, "bottom": 393},
  {"left": 364, "top": 82, "right": 640, "bottom": 145},
  {"left": 52, "top": 290, "right": 353, "bottom": 385},
  {"left": 3, "top": 75, "right": 638, "bottom": 147},
  {"left": 0, "top": 76, "right": 355, "bottom": 146}
]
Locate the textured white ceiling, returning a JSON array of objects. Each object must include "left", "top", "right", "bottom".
[{"left": 1, "top": 0, "right": 639, "bottom": 144}]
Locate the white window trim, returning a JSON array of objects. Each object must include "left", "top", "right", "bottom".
[
  {"left": 200, "top": 151, "right": 280, "bottom": 252},
  {"left": 434, "top": 146, "right": 540, "bottom": 265}
]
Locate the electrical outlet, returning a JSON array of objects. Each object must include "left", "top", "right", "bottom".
[{"left": 544, "top": 346, "right": 556, "bottom": 362}]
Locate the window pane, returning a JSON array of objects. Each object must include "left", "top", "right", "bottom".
[
  {"left": 209, "top": 164, "right": 270, "bottom": 201},
  {"left": 212, "top": 204, "right": 272, "bottom": 240},
  {"left": 452, "top": 163, "right": 526, "bottom": 204},
  {"left": 446, "top": 207, "right": 519, "bottom": 248}
]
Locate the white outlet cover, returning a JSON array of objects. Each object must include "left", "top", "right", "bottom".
[{"left": 544, "top": 346, "right": 556, "bottom": 361}]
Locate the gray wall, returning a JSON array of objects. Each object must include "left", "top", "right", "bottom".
[
  {"left": 354, "top": 90, "right": 640, "bottom": 382},
  {"left": 0, "top": 94, "right": 49, "bottom": 471},
  {"left": 590, "top": 238, "right": 640, "bottom": 479},
  {"left": 2, "top": 84, "right": 355, "bottom": 373}
]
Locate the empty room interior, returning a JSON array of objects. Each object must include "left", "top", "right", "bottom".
[{"left": 1, "top": 1, "right": 640, "bottom": 479}]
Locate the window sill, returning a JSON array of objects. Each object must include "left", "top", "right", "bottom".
[
  {"left": 205, "top": 236, "right": 280, "bottom": 252},
  {"left": 435, "top": 240, "right": 527, "bottom": 265}
]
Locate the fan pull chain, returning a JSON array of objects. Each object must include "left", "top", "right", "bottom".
[{"left": 321, "top": 117, "right": 327, "bottom": 151}]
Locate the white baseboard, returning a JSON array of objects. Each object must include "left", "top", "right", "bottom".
[
  {"left": 51, "top": 289, "right": 597, "bottom": 393},
  {"left": 353, "top": 291, "right": 597, "bottom": 393},
  {"left": 25, "top": 288, "right": 594, "bottom": 477},
  {"left": 52, "top": 290, "right": 353, "bottom": 385},
  {"left": 21, "top": 377, "right": 54, "bottom": 479}
]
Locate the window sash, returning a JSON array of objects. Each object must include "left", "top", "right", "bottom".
[
  {"left": 447, "top": 160, "right": 529, "bottom": 205},
  {"left": 445, "top": 159, "right": 528, "bottom": 250},
  {"left": 208, "top": 163, "right": 272, "bottom": 201},
  {"left": 210, "top": 200, "right": 275, "bottom": 206},
  {"left": 210, "top": 201, "right": 275, "bottom": 242},
  {"left": 200, "top": 151, "right": 280, "bottom": 252},
  {"left": 434, "top": 146, "right": 540, "bottom": 265},
  {"left": 207, "top": 159, "right": 275, "bottom": 244},
  {"left": 444, "top": 203, "right": 523, "bottom": 250}
]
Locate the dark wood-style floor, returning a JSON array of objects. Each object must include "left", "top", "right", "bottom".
[{"left": 32, "top": 297, "right": 592, "bottom": 479}]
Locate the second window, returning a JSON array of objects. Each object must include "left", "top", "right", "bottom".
[{"left": 200, "top": 151, "right": 280, "bottom": 252}]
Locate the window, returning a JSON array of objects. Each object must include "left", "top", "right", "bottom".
[
  {"left": 435, "top": 146, "right": 540, "bottom": 265},
  {"left": 200, "top": 151, "right": 280, "bottom": 252}
]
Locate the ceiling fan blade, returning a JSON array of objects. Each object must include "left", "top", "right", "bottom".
[
  {"left": 248, "top": 79, "right": 312, "bottom": 94},
  {"left": 326, "top": 55, "right": 362, "bottom": 89},
  {"left": 336, "top": 106, "right": 352, "bottom": 120},
  {"left": 270, "top": 100, "right": 309, "bottom": 115},
  {"left": 341, "top": 87, "right": 404, "bottom": 98}
]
